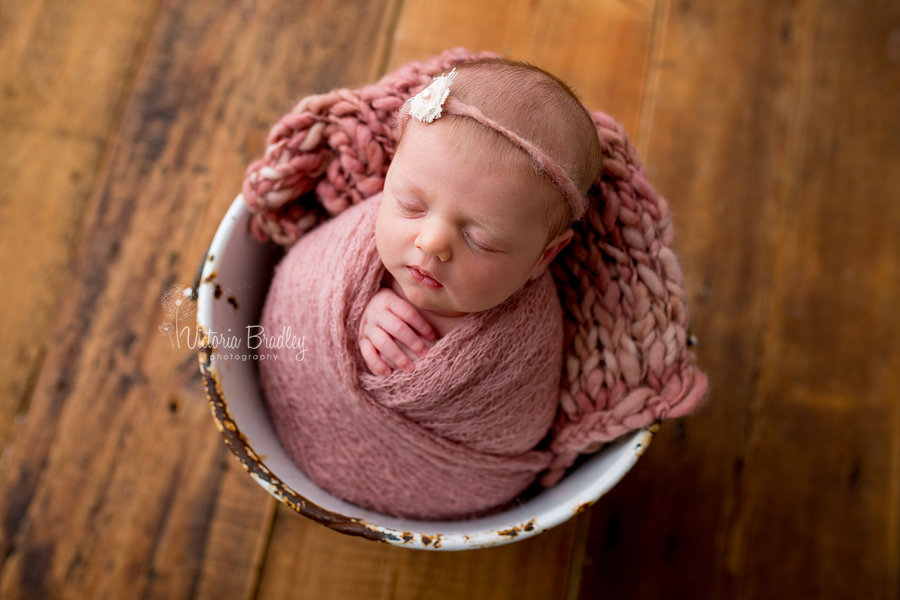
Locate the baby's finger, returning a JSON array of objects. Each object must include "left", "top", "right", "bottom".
[
  {"left": 360, "top": 320, "right": 406, "bottom": 368},
  {"left": 388, "top": 296, "right": 437, "bottom": 341},
  {"left": 378, "top": 311, "right": 431, "bottom": 357},
  {"left": 359, "top": 337, "right": 392, "bottom": 377},
  {"left": 368, "top": 327, "right": 416, "bottom": 373}
]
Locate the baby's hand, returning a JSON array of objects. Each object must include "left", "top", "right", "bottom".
[{"left": 358, "top": 287, "right": 436, "bottom": 377}]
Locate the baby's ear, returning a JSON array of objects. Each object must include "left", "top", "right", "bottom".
[{"left": 530, "top": 228, "right": 574, "bottom": 280}]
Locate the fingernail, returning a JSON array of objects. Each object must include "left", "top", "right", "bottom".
[{"left": 402, "top": 361, "right": 415, "bottom": 373}]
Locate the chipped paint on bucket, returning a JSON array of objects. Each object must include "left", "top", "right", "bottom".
[{"left": 196, "top": 194, "right": 653, "bottom": 551}]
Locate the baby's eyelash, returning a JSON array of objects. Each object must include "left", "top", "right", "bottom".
[
  {"left": 465, "top": 233, "right": 497, "bottom": 253},
  {"left": 395, "top": 199, "right": 423, "bottom": 214}
]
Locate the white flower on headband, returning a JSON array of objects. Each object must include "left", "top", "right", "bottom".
[{"left": 408, "top": 69, "right": 456, "bottom": 123}]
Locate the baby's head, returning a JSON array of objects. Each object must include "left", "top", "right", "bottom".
[{"left": 375, "top": 58, "right": 602, "bottom": 319}]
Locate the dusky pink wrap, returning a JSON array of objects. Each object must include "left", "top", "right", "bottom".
[
  {"left": 259, "top": 194, "right": 564, "bottom": 520},
  {"left": 244, "top": 48, "right": 708, "bottom": 491}
]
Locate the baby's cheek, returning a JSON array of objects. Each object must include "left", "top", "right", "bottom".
[
  {"left": 378, "top": 231, "right": 402, "bottom": 267},
  {"left": 373, "top": 215, "right": 393, "bottom": 263}
]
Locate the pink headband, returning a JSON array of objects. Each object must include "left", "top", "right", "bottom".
[{"left": 405, "top": 70, "right": 588, "bottom": 220}]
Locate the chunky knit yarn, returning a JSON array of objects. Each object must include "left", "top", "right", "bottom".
[
  {"left": 244, "top": 48, "right": 708, "bottom": 489},
  {"left": 259, "top": 195, "right": 563, "bottom": 519}
]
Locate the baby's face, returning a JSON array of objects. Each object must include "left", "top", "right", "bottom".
[{"left": 375, "top": 122, "right": 565, "bottom": 318}]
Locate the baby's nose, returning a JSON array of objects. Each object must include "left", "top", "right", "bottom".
[{"left": 415, "top": 224, "right": 452, "bottom": 262}]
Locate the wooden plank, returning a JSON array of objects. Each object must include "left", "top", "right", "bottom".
[
  {"left": 254, "top": 505, "right": 400, "bottom": 600},
  {"left": 256, "top": 508, "right": 588, "bottom": 600},
  {"left": 723, "top": 0, "right": 900, "bottom": 595},
  {"left": 392, "top": 517, "right": 587, "bottom": 600},
  {"left": 579, "top": 0, "right": 900, "bottom": 598},
  {"left": 0, "top": 0, "right": 159, "bottom": 456},
  {"left": 192, "top": 457, "right": 276, "bottom": 600},
  {"left": 0, "top": 0, "right": 394, "bottom": 598},
  {"left": 387, "top": 0, "right": 660, "bottom": 134}
]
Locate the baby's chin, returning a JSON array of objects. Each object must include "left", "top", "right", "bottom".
[
  {"left": 391, "top": 277, "right": 470, "bottom": 319},
  {"left": 401, "top": 287, "right": 462, "bottom": 316}
]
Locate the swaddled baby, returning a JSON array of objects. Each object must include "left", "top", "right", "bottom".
[{"left": 258, "top": 58, "right": 603, "bottom": 520}]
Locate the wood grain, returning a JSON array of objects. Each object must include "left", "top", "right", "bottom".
[
  {"left": 391, "top": 516, "right": 587, "bottom": 600},
  {"left": 728, "top": 0, "right": 900, "bottom": 595},
  {"left": 0, "top": 0, "right": 393, "bottom": 598},
  {"left": 255, "top": 504, "right": 400, "bottom": 600},
  {"left": 578, "top": 0, "right": 900, "bottom": 598},
  {"left": 255, "top": 505, "right": 589, "bottom": 600},
  {"left": 0, "top": 0, "right": 160, "bottom": 457},
  {"left": 2, "top": 0, "right": 897, "bottom": 597}
]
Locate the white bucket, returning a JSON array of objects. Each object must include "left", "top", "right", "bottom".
[{"left": 196, "top": 194, "right": 652, "bottom": 550}]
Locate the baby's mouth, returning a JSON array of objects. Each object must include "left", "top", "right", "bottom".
[{"left": 407, "top": 266, "right": 443, "bottom": 289}]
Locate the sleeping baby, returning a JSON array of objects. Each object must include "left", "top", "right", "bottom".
[{"left": 258, "top": 58, "right": 603, "bottom": 520}]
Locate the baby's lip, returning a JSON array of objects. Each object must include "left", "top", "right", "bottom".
[{"left": 408, "top": 265, "right": 443, "bottom": 289}]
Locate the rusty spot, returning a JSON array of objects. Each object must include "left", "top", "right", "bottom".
[
  {"left": 203, "top": 271, "right": 218, "bottom": 284},
  {"left": 421, "top": 536, "right": 433, "bottom": 546},
  {"left": 227, "top": 296, "right": 239, "bottom": 310},
  {"left": 198, "top": 342, "right": 215, "bottom": 368},
  {"left": 523, "top": 519, "right": 535, "bottom": 532},
  {"left": 214, "top": 284, "right": 222, "bottom": 299},
  {"left": 208, "top": 254, "right": 215, "bottom": 262},
  {"left": 574, "top": 502, "right": 593, "bottom": 515},
  {"left": 497, "top": 527, "right": 519, "bottom": 538},
  {"left": 401, "top": 533, "right": 414, "bottom": 543},
  {"left": 634, "top": 427, "right": 657, "bottom": 459}
]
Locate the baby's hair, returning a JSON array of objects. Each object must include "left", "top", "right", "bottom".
[{"left": 398, "top": 58, "right": 603, "bottom": 245}]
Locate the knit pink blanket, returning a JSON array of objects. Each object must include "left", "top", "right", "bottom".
[{"left": 258, "top": 193, "right": 565, "bottom": 520}]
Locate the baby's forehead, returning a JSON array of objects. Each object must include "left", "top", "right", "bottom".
[
  {"left": 398, "top": 118, "right": 532, "bottom": 175},
  {"left": 395, "top": 120, "right": 543, "bottom": 186}
]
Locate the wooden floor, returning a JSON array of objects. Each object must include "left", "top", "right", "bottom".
[{"left": 1, "top": 0, "right": 898, "bottom": 598}]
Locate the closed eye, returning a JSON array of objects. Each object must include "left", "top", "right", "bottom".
[
  {"left": 465, "top": 232, "right": 501, "bottom": 254},
  {"left": 395, "top": 198, "right": 425, "bottom": 215}
]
